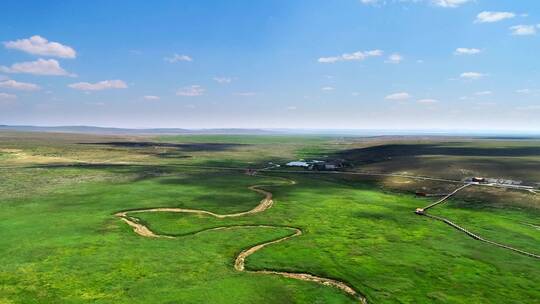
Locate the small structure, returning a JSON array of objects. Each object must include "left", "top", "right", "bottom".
[
  {"left": 472, "top": 177, "right": 486, "bottom": 183},
  {"left": 309, "top": 159, "right": 347, "bottom": 171},
  {"left": 286, "top": 161, "right": 310, "bottom": 168},
  {"left": 285, "top": 159, "right": 349, "bottom": 171},
  {"left": 467, "top": 176, "right": 529, "bottom": 188},
  {"left": 415, "top": 208, "right": 425, "bottom": 215}
]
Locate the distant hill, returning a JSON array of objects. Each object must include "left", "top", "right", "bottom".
[
  {"left": 1, "top": 125, "right": 538, "bottom": 138},
  {"left": 0, "top": 125, "right": 282, "bottom": 135}
]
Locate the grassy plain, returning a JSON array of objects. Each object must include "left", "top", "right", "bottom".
[{"left": 1, "top": 131, "right": 539, "bottom": 303}]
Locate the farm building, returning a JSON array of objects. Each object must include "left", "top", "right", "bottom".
[
  {"left": 286, "top": 161, "right": 311, "bottom": 168},
  {"left": 309, "top": 159, "right": 347, "bottom": 171},
  {"left": 285, "top": 159, "right": 348, "bottom": 171},
  {"left": 472, "top": 177, "right": 486, "bottom": 183}
]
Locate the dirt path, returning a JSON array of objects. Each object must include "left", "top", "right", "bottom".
[
  {"left": 115, "top": 177, "right": 367, "bottom": 303},
  {"left": 233, "top": 227, "right": 365, "bottom": 302}
]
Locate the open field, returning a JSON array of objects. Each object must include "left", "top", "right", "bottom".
[{"left": 1, "top": 131, "right": 539, "bottom": 303}]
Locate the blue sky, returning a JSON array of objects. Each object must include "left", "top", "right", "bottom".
[{"left": 0, "top": 0, "right": 539, "bottom": 131}]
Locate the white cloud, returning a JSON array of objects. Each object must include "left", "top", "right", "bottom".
[
  {"left": 318, "top": 49, "right": 383, "bottom": 63},
  {"left": 475, "top": 90, "right": 492, "bottom": 96},
  {"left": 176, "top": 85, "right": 204, "bottom": 96},
  {"left": 3, "top": 35, "right": 76, "bottom": 58},
  {"left": 164, "top": 54, "right": 192, "bottom": 63},
  {"left": 360, "top": 0, "right": 379, "bottom": 5},
  {"left": 0, "top": 59, "right": 71, "bottom": 76},
  {"left": 0, "top": 92, "right": 17, "bottom": 99},
  {"left": 143, "top": 95, "right": 160, "bottom": 100},
  {"left": 454, "top": 48, "right": 481, "bottom": 55},
  {"left": 234, "top": 92, "right": 257, "bottom": 96},
  {"left": 475, "top": 11, "right": 515, "bottom": 23},
  {"left": 432, "top": 0, "right": 471, "bottom": 8},
  {"left": 0, "top": 79, "right": 40, "bottom": 91},
  {"left": 86, "top": 101, "right": 105, "bottom": 106},
  {"left": 360, "top": 0, "right": 471, "bottom": 8},
  {"left": 516, "top": 89, "right": 531, "bottom": 94},
  {"left": 510, "top": 24, "right": 537, "bottom": 36},
  {"left": 214, "top": 77, "right": 233, "bottom": 83},
  {"left": 321, "top": 86, "right": 334, "bottom": 91},
  {"left": 386, "top": 53, "right": 403, "bottom": 64},
  {"left": 69, "top": 80, "right": 128, "bottom": 91},
  {"left": 0, "top": 92, "right": 17, "bottom": 105},
  {"left": 460, "top": 72, "right": 485, "bottom": 80},
  {"left": 318, "top": 57, "right": 338, "bottom": 63},
  {"left": 417, "top": 98, "right": 439, "bottom": 104},
  {"left": 385, "top": 92, "right": 411, "bottom": 100}
]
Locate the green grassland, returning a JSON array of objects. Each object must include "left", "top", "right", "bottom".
[
  {"left": 1, "top": 132, "right": 539, "bottom": 303},
  {"left": 430, "top": 191, "right": 540, "bottom": 255}
]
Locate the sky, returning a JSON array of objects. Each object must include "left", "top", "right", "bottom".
[{"left": 0, "top": 0, "right": 539, "bottom": 131}]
